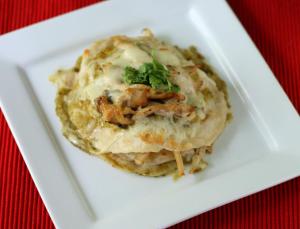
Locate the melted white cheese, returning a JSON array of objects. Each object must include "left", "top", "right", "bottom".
[{"left": 51, "top": 31, "right": 229, "bottom": 154}]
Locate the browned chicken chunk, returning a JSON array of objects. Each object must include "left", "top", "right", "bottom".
[
  {"left": 96, "top": 86, "right": 194, "bottom": 126},
  {"left": 120, "top": 85, "right": 185, "bottom": 109},
  {"left": 96, "top": 96, "right": 134, "bottom": 126}
]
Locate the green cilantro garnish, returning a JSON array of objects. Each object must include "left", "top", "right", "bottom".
[
  {"left": 123, "top": 66, "right": 148, "bottom": 85},
  {"left": 122, "top": 55, "right": 180, "bottom": 93}
]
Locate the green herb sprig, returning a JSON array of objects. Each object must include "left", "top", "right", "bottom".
[{"left": 123, "top": 54, "right": 180, "bottom": 93}]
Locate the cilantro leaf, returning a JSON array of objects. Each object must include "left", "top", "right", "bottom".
[
  {"left": 123, "top": 66, "right": 148, "bottom": 85},
  {"left": 122, "top": 55, "right": 180, "bottom": 92}
]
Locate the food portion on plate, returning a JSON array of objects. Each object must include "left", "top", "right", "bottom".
[{"left": 49, "top": 29, "right": 231, "bottom": 177}]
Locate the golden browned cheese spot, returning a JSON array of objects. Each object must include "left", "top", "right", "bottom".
[
  {"left": 112, "top": 35, "right": 134, "bottom": 46},
  {"left": 96, "top": 45, "right": 115, "bottom": 59},
  {"left": 83, "top": 49, "right": 90, "bottom": 56},
  {"left": 159, "top": 47, "right": 169, "bottom": 51},
  {"left": 139, "top": 132, "right": 165, "bottom": 145},
  {"left": 166, "top": 136, "right": 179, "bottom": 149}
]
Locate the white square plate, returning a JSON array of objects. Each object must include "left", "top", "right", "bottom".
[{"left": 0, "top": 0, "right": 299, "bottom": 228}]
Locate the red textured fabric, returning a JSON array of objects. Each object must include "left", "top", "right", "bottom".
[{"left": 0, "top": 0, "right": 299, "bottom": 228}]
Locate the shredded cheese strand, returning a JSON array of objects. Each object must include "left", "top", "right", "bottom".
[{"left": 173, "top": 151, "right": 185, "bottom": 176}]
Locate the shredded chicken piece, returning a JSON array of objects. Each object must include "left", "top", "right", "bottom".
[
  {"left": 123, "top": 86, "right": 150, "bottom": 108},
  {"left": 174, "top": 151, "right": 185, "bottom": 176},
  {"left": 96, "top": 86, "right": 192, "bottom": 126},
  {"left": 134, "top": 103, "right": 195, "bottom": 119},
  {"left": 189, "top": 148, "right": 208, "bottom": 173},
  {"left": 149, "top": 89, "right": 185, "bottom": 101},
  {"left": 96, "top": 96, "right": 134, "bottom": 125},
  {"left": 123, "top": 107, "right": 136, "bottom": 115},
  {"left": 120, "top": 85, "right": 185, "bottom": 109},
  {"left": 189, "top": 154, "right": 202, "bottom": 173}
]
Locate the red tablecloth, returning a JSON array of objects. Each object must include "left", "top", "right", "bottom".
[{"left": 0, "top": 0, "right": 299, "bottom": 228}]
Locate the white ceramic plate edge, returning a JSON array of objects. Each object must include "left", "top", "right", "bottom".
[{"left": 0, "top": 0, "right": 299, "bottom": 228}]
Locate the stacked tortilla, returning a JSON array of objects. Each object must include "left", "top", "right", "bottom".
[{"left": 50, "top": 29, "right": 231, "bottom": 177}]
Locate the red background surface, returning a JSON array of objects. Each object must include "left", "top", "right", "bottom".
[{"left": 0, "top": 0, "right": 299, "bottom": 228}]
